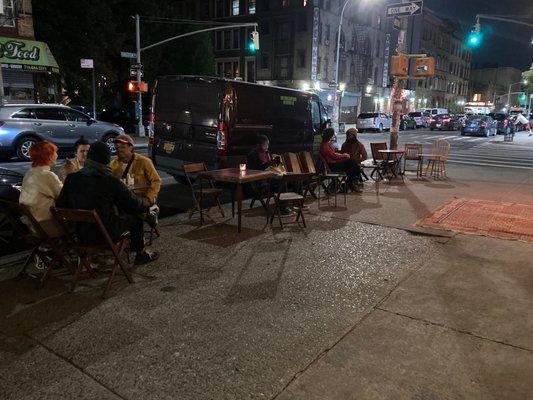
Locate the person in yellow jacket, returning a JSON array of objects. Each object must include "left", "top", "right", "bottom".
[{"left": 109, "top": 134, "right": 161, "bottom": 206}]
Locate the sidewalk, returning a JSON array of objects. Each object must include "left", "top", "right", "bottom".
[{"left": 1, "top": 163, "right": 532, "bottom": 399}]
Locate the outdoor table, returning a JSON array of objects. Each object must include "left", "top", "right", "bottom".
[
  {"left": 378, "top": 149, "right": 405, "bottom": 178},
  {"left": 199, "top": 168, "right": 275, "bottom": 233}
]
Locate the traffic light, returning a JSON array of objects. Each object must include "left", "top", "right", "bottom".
[
  {"left": 412, "top": 57, "right": 435, "bottom": 77},
  {"left": 390, "top": 55, "right": 408, "bottom": 76},
  {"left": 248, "top": 30, "right": 259, "bottom": 53},
  {"left": 127, "top": 81, "right": 148, "bottom": 93},
  {"left": 466, "top": 22, "right": 482, "bottom": 48}
]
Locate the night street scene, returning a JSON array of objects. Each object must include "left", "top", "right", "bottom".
[{"left": 1, "top": 0, "right": 533, "bottom": 399}]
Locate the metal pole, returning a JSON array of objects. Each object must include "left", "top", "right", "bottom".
[
  {"left": 136, "top": 14, "right": 144, "bottom": 137},
  {"left": 92, "top": 67, "right": 96, "bottom": 118},
  {"left": 0, "top": 64, "right": 4, "bottom": 106},
  {"left": 333, "top": 0, "right": 351, "bottom": 131},
  {"left": 507, "top": 83, "right": 512, "bottom": 108}
]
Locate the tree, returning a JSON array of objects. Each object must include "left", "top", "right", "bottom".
[{"left": 32, "top": 0, "right": 215, "bottom": 110}]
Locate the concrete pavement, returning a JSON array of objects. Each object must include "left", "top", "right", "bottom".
[{"left": 1, "top": 162, "right": 533, "bottom": 399}]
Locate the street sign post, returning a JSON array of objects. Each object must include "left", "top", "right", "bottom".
[
  {"left": 386, "top": 1, "right": 423, "bottom": 18},
  {"left": 121, "top": 51, "right": 137, "bottom": 59},
  {"left": 80, "top": 59, "right": 96, "bottom": 118}
]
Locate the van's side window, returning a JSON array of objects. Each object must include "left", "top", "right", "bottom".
[{"left": 311, "top": 100, "right": 321, "bottom": 131}]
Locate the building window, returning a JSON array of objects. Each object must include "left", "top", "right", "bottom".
[
  {"left": 374, "top": 67, "right": 379, "bottom": 83},
  {"left": 215, "top": 0, "right": 224, "bottom": 17},
  {"left": 248, "top": 0, "right": 256, "bottom": 14},
  {"left": 217, "top": 59, "right": 240, "bottom": 79},
  {"left": 282, "top": 0, "right": 290, "bottom": 6},
  {"left": 278, "top": 21, "right": 292, "bottom": 40},
  {"left": 232, "top": 0, "right": 240, "bottom": 16},
  {"left": 215, "top": 31, "right": 223, "bottom": 50},
  {"left": 317, "top": 57, "right": 322, "bottom": 76},
  {"left": 325, "top": 24, "right": 330, "bottom": 44},
  {"left": 297, "top": 50, "right": 306, "bottom": 68},
  {"left": 1, "top": 0, "right": 15, "bottom": 27},
  {"left": 232, "top": 29, "right": 240, "bottom": 49},
  {"left": 261, "top": 21, "right": 270, "bottom": 35},
  {"left": 325, "top": 0, "right": 331, "bottom": 11},
  {"left": 350, "top": 62, "right": 355, "bottom": 83},
  {"left": 376, "top": 40, "right": 380, "bottom": 57},
  {"left": 280, "top": 56, "right": 290, "bottom": 78},
  {"left": 324, "top": 57, "right": 329, "bottom": 80},
  {"left": 318, "top": 23, "right": 323, "bottom": 44},
  {"left": 261, "top": 54, "right": 270, "bottom": 69},
  {"left": 297, "top": 13, "right": 307, "bottom": 32}
]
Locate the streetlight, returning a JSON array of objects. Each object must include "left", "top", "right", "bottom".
[{"left": 332, "top": 0, "right": 354, "bottom": 129}]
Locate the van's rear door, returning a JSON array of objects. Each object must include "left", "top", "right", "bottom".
[{"left": 152, "top": 77, "right": 223, "bottom": 175}]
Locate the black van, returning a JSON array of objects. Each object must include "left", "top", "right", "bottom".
[{"left": 149, "top": 76, "right": 329, "bottom": 180}]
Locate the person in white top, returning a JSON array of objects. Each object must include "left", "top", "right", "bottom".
[{"left": 19, "top": 141, "right": 63, "bottom": 236}]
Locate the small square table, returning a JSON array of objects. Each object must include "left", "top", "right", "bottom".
[
  {"left": 378, "top": 148, "right": 405, "bottom": 178},
  {"left": 199, "top": 168, "right": 275, "bottom": 232}
]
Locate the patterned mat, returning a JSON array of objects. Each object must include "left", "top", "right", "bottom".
[{"left": 417, "top": 197, "right": 533, "bottom": 243}]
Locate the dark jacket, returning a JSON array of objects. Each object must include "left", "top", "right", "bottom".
[
  {"left": 56, "top": 170, "right": 149, "bottom": 244},
  {"left": 247, "top": 148, "right": 271, "bottom": 171}
]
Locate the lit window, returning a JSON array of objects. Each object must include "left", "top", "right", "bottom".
[
  {"left": 232, "top": 0, "right": 240, "bottom": 16},
  {"left": 248, "top": 0, "right": 256, "bottom": 14}
]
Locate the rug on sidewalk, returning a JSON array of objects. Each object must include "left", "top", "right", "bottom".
[{"left": 416, "top": 197, "right": 533, "bottom": 243}]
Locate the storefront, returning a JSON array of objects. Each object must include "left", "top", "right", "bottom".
[{"left": 0, "top": 36, "right": 60, "bottom": 103}]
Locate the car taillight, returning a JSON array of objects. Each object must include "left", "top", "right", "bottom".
[
  {"left": 443, "top": 118, "right": 451, "bottom": 122},
  {"left": 481, "top": 122, "right": 488, "bottom": 128},
  {"left": 430, "top": 118, "right": 435, "bottom": 123},
  {"left": 216, "top": 121, "right": 228, "bottom": 156}
]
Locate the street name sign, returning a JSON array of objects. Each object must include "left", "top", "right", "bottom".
[
  {"left": 386, "top": 1, "right": 423, "bottom": 18},
  {"left": 121, "top": 51, "right": 136, "bottom": 59},
  {"left": 80, "top": 58, "right": 94, "bottom": 69}
]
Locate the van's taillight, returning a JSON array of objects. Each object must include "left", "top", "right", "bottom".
[{"left": 217, "top": 121, "right": 228, "bottom": 156}]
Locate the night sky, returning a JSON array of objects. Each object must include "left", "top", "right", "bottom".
[{"left": 425, "top": 0, "right": 533, "bottom": 70}]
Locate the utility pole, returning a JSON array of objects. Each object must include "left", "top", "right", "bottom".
[{"left": 135, "top": 14, "right": 144, "bottom": 137}]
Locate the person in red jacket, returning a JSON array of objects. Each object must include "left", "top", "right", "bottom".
[{"left": 319, "top": 128, "right": 361, "bottom": 191}]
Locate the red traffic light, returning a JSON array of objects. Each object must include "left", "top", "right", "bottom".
[{"left": 127, "top": 81, "right": 148, "bottom": 93}]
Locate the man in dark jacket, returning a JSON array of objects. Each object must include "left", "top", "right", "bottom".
[
  {"left": 56, "top": 142, "right": 158, "bottom": 265},
  {"left": 246, "top": 135, "right": 281, "bottom": 170}
]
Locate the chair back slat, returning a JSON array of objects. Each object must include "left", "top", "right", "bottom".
[
  {"left": 431, "top": 139, "right": 451, "bottom": 160},
  {"left": 282, "top": 152, "right": 303, "bottom": 173},
  {"left": 370, "top": 142, "right": 388, "bottom": 162},
  {"left": 298, "top": 151, "right": 317, "bottom": 174},
  {"left": 183, "top": 162, "right": 206, "bottom": 174},
  {"left": 404, "top": 143, "right": 422, "bottom": 160}
]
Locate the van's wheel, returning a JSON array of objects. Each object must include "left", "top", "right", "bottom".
[
  {"left": 378, "top": 124, "right": 383, "bottom": 133},
  {"left": 102, "top": 133, "right": 118, "bottom": 154},
  {"left": 16, "top": 136, "right": 39, "bottom": 161}
]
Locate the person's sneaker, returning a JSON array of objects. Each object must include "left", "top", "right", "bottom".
[{"left": 134, "top": 250, "right": 160, "bottom": 265}]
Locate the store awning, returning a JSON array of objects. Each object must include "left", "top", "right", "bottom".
[{"left": 0, "top": 36, "right": 59, "bottom": 73}]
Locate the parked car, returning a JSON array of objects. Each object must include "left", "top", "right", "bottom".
[
  {"left": 489, "top": 113, "right": 513, "bottom": 135},
  {"left": 150, "top": 75, "right": 330, "bottom": 182},
  {"left": 0, "top": 104, "right": 125, "bottom": 161},
  {"left": 408, "top": 111, "right": 428, "bottom": 128},
  {"left": 422, "top": 108, "right": 449, "bottom": 117},
  {"left": 0, "top": 167, "right": 23, "bottom": 247},
  {"left": 461, "top": 115, "right": 497, "bottom": 137},
  {"left": 429, "top": 114, "right": 458, "bottom": 131},
  {"left": 356, "top": 112, "right": 391, "bottom": 132},
  {"left": 400, "top": 114, "right": 417, "bottom": 130}
]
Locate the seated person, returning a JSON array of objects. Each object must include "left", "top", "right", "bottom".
[
  {"left": 341, "top": 128, "right": 368, "bottom": 164},
  {"left": 19, "top": 141, "right": 63, "bottom": 236},
  {"left": 319, "top": 128, "right": 361, "bottom": 191},
  {"left": 110, "top": 134, "right": 161, "bottom": 206},
  {"left": 58, "top": 137, "right": 91, "bottom": 182},
  {"left": 246, "top": 134, "right": 281, "bottom": 171},
  {"left": 56, "top": 142, "right": 158, "bottom": 265}
]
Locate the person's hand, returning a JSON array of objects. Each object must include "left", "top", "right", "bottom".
[
  {"left": 149, "top": 204, "right": 159, "bottom": 215},
  {"left": 63, "top": 159, "right": 76, "bottom": 175},
  {"left": 343, "top": 153, "right": 350, "bottom": 159}
]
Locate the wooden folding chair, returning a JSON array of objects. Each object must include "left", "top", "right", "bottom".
[
  {"left": 423, "top": 139, "right": 451, "bottom": 179},
  {"left": 183, "top": 162, "right": 224, "bottom": 225},
  {"left": 403, "top": 143, "right": 423, "bottom": 177},
  {"left": 51, "top": 207, "right": 133, "bottom": 298},
  {"left": 318, "top": 155, "right": 347, "bottom": 207},
  {"left": 298, "top": 151, "right": 320, "bottom": 199},
  {"left": 370, "top": 142, "right": 397, "bottom": 180},
  {"left": 268, "top": 173, "right": 312, "bottom": 229},
  {"left": 0, "top": 199, "right": 72, "bottom": 286}
]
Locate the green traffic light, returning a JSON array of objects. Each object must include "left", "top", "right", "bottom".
[
  {"left": 467, "top": 32, "right": 482, "bottom": 47},
  {"left": 248, "top": 42, "right": 256, "bottom": 53}
]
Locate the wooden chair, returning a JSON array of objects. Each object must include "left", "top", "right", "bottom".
[
  {"left": 0, "top": 199, "right": 73, "bottom": 286},
  {"left": 424, "top": 139, "right": 451, "bottom": 178},
  {"left": 403, "top": 143, "right": 423, "bottom": 177},
  {"left": 298, "top": 151, "right": 320, "bottom": 199},
  {"left": 183, "top": 162, "right": 224, "bottom": 224},
  {"left": 268, "top": 173, "right": 312, "bottom": 229},
  {"left": 370, "top": 142, "right": 397, "bottom": 180},
  {"left": 318, "top": 155, "right": 348, "bottom": 207},
  {"left": 282, "top": 152, "right": 303, "bottom": 173},
  {"left": 51, "top": 207, "right": 132, "bottom": 298}
]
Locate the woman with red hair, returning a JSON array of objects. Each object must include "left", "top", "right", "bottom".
[{"left": 19, "top": 141, "right": 63, "bottom": 234}]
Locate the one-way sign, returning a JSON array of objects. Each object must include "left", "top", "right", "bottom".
[{"left": 386, "top": 1, "right": 423, "bottom": 18}]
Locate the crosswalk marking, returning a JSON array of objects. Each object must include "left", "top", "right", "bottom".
[{"left": 446, "top": 143, "right": 533, "bottom": 170}]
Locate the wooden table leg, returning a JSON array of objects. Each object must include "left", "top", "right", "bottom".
[{"left": 236, "top": 183, "right": 243, "bottom": 233}]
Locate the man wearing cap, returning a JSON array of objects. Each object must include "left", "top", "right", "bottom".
[
  {"left": 56, "top": 142, "right": 159, "bottom": 265},
  {"left": 110, "top": 134, "right": 161, "bottom": 206}
]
